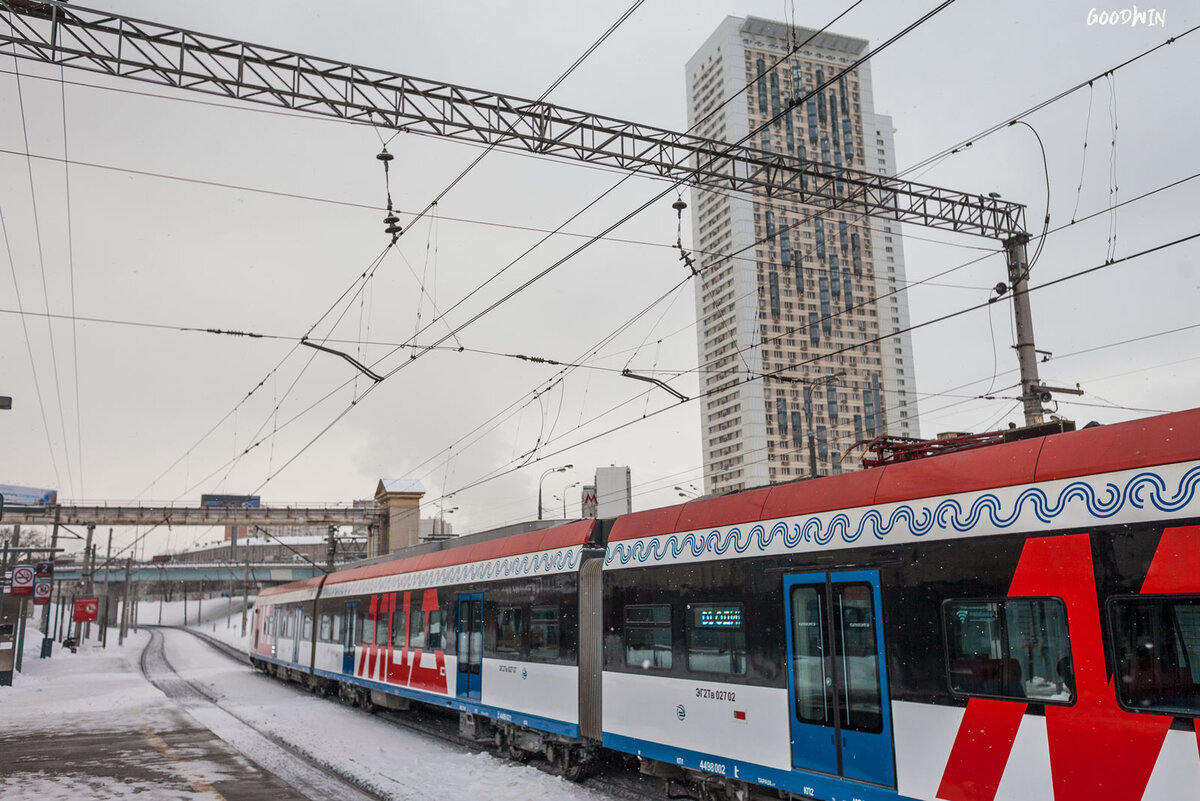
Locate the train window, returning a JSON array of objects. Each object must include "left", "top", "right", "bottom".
[
  {"left": 530, "top": 606, "right": 560, "bottom": 658},
  {"left": 409, "top": 608, "right": 427, "bottom": 649},
  {"left": 1108, "top": 595, "right": 1200, "bottom": 717},
  {"left": 496, "top": 607, "right": 523, "bottom": 655},
  {"left": 427, "top": 610, "right": 447, "bottom": 650},
  {"left": 836, "top": 583, "right": 883, "bottom": 733},
  {"left": 392, "top": 609, "right": 408, "bottom": 647},
  {"left": 625, "top": 604, "right": 672, "bottom": 669},
  {"left": 302, "top": 614, "right": 314, "bottom": 641},
  {"left": 790, "top": 586, "right": 830, "bottom": 725},
  {"left": 375, "top": 613, "right": 389, "bottom": 645},
  {"left": 318, "top": 613, "right": 332, "bottom": 642},
  {"left": 943, "top": 598, "right": 1073, "bottom": 704},
  {"left": 357, "top": 611, "right": 368, "bottom": 645},
  {"left": 687, "top": 603, "right": 747, "bottom": 675},
  {"left": 330, "top": 613, "right": 342, "bottom": 643}
]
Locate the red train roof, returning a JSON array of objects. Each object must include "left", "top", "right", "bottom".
[
  {"left": 322, "top": 518, "right": 597, "bottom": 588},
  {"left": 609, "top": 407, "right": 1200, "bottom": 543},
  {"left": 258, "top": 573, "right": 326, "bottom": 598}
]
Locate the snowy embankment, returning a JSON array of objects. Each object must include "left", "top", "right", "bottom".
[{"left": 2, "top": 611, "right": 612, "bottom": 800}]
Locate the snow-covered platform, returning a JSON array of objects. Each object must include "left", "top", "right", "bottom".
[{"left": 0, "top": 603, "right": 611, "bottom": 800}]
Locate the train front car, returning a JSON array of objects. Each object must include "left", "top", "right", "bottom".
[
  {"left": 249, "top": 575, "right": 325, "bottom": 681},
  {"left": 309, "top": 519, "right": 604, "bottom": 777},
  {"left": 600, "top": 408, "right": 1200, "bottom": 801}
]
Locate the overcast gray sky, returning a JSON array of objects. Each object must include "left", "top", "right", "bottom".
[{"left": 2, "top": 0, "right": 1198, "bottom": 556}]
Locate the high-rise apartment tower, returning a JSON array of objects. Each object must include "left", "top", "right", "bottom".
[{"left": 687, "top": 17, "right": 919, "bottom": 494}]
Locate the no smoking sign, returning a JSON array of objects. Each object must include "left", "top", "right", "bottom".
[
  {"left": 10, "top": 565, "right": 34, "bottom": 597},
  {"left": 33, "top": 580, "right": 52, "bottom": 604}
]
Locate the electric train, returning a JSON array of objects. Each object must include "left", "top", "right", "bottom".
[{"left": 251, "top": 407, "right": 1200, "bottom": 801}]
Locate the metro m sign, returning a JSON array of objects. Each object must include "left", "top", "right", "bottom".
[
  {"left": 581, "top": 484, "right": 598, "bottom": 519},
  {"left": 10, "top": 565, "right": 34, "bottom": 597}
]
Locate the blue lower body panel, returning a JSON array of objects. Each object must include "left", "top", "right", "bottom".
[
  {"left": 251, "top": 652, "right": 579, "bottom": 738},
  {"left": 602, "top": 732, "right": 908, "bottom": 801}
]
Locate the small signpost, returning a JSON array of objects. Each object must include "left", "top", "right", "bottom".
[
  {"left": 10, "top": 564, "right": 34, "bottom": 597},
  {"left": 73, "top": 596, "right": 99, "bottom": 623}
]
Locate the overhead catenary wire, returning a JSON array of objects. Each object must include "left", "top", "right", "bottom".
[
  {"left": 88, "top": 0, "right": 654, "bottom": 561},
  {"left": 442, "top": 229, "right": 1200, "bottom": 502},
  {"left": 21, "top": 7, "right": 1200, "bottom": 551},
  {"left": 0, "top": 201, "right": 64, "bottom": 490},
  {"left": 58, "top": 62, "right": 85, "bottom": 498},
  {"left": 9, "top": 48, "right": 75, "bottom": 495},
  {"left": 2, "top": 167, "right": 1195, "bottom": 391},
  {"left": 158, "top": 0, "right": 653, "bottom": 497}
]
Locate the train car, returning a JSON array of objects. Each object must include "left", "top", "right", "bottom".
[
  {"left": 251, "top": 518, "right": 605, "bottom": 776},
  {"left": 251, "top": 575, "right": 324, "bottom": 682},
  {"left": 601, "top": 408, "right": 1200, "bottom": 801}
]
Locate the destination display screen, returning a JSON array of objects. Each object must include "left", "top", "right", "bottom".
[{"left": 692, "top": 605, "right": 743, "bottom": 628}]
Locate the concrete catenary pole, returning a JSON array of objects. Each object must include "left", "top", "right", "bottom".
[
  {"left": 240, "top": 551, "right": 250, "bottom": 638},
  {"left": 75, "top": 523, "right": 94, "bottom": 643},
  {"left": 40, "top": 506, "right": 60, "bottom": 651}
]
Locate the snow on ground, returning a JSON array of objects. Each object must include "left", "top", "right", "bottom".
[
  {"left": 159, "top": 627, "right": 610, "bottom": 800},
  {"left": 136, "top": 595, "right": 254, "bottom": 631},
  {"left": 2, "top": 615, "right": 614, "bottom": 800},
  {"left": 1, "top": 624, "right": 157, "bottom": 726}
]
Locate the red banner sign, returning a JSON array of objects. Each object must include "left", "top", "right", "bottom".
[
  {"left": 10, "top": 564, "right": 34, "bottom": 597},
  {"left": 73, "top": 596, "right": 99, "bottom": 622}
]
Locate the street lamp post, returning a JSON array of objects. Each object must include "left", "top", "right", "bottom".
[
  {"left": 554, "top": 482, "right": 580, "bottom": 518},
  {"left": 802, "top": 371, "right": 846, "bottom": 479},
  {"left": 674, "top": 485, "right": 700, "bottom": 499},
  {"left": 437, "top": 507, "right": 458, "bottom": 538},
  {"left": 537, "top": 465, "right": 573, "bottom": 520}
]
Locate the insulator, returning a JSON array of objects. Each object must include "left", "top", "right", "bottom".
[
  {"left": 376, "top": 149, "right": 394, "bottom": 162},
  {"left": 672, "top": 198, "right": 687, "bottom": 213},
  {"left": 383, "top": 214, "right": 399, "bottom": 225},
  {"left": 385, "top": 223, "right": 403, "bottom": 235}
]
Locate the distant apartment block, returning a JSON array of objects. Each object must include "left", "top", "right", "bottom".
[{"left": 687, "top": 16, "right": 920, "bottom": 493}]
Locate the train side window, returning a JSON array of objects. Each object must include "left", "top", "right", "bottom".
[
  {"left": 625, "top": 604, "right": 672, "bottom": 669},
  {"left": 330, "top": 613, "right": 342, "bottom": 643},
  {"left": 302, "top": 613, "right": 313, "bottom": 641},
  {"left": 496, "top": 607, "right": 523, "bottom": 655},
  {"left": 409, "top": 608, "right": 427, "bottom": 649},
  {"left": 427, "top": 610, "right": 447, "bottom": 650},
  {"left": 687, "top": 603, "right": 746, "bottom": 675},
  {"left": 943, "top": 598, "right": 1073, "bottom": 703},
  {"left": 318, "top": 613, "right": 332, "bottom": 642},
  {"left": 530, "top": 605, "right": 560, "bottom": 658},
  {"left": 375, "top": 613, "right": 389, "bottom": 645},
  {"left": 357, "top": 611, "right": 368, "bottom": 645},
  {"left": 1108, "top": 595, "right": 1200, "bottom": 717},
  {"left": 392, "top": 608, "right": 408, "bottom": 647}
]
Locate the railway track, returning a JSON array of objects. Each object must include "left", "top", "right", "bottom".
[
  {"left": 154, "top": 626, "right": 668, "bottom": 800},
  {"left": 139, "top": 627, "right": 385, "bottom": 801}
]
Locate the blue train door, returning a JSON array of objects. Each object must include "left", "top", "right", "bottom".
[
  {"left": 343, "top": 602, "right": 358, "bottom": 673},
  {"left": 783, "top": 570, "right": 895, "bottom": 788},
  {"left": 456, "top": 594, "right": 483, "bottom": 699}
]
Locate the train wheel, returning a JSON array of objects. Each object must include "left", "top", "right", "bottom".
[
  {"left": 557, "top": 746, "right": 586, "bottom": 782},
  {"left": 501, "top": 732, "right": 527, "bottom": 763}
]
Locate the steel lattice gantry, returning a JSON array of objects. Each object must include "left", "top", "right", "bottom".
[{"left": 0, "top": 0, "right": 1048, "bottom": 422}]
